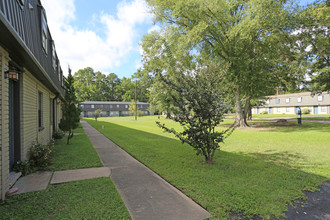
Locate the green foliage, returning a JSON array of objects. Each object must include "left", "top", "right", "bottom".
[
  {"left": 13, "top": 160, "right": 34, "bottom": 176},
  {"left": 94, "top": 109, "right": 102, "bottom": 121},
  {"left": 145, "top": 0, "right": 304, "bottom": 127},
  {"left": 59, "top": 67, "right": 81, "bottom": 144},
  {"left": 53, "top": 129, "right": 64, "bottom": 139},
  {"left": 301, "top": 108, "right": 311, "bottom": 115},
  {"left": 297, "top": 1, "right": 329, "bottom": 93},
  {"left": 29, "top": 141, "right": 54, "bottom": 169},
  {"left": 260, "top": 110, "right": 268, "bottom": 115},
  {"left": 155, "top": 51, "right": 233, "bottom": 163}
]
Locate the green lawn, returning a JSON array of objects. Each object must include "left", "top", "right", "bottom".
[
  {"left": 48, "top": 126, "right": 103, "bottom": 171},
  {"left": 85, "top": 116, "right": 330, "bottom": 219},
  {"left": 0, "top": 124, "right": 130, "bottom": 219},
  {"left": 0, "top": 178, "right": 130, "bottom": 219}
]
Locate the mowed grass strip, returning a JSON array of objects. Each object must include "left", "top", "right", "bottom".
[
  {"left": 0, "top": 178, "right": 130, "bottom": 219},
  {"left": 85, "top": 116, "right": 329, "bottom": 219},
  {"left": 48, "top": 126, "right": 103, "bottom": 171}
]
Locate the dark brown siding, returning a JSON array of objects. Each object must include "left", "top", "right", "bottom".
[{"left": 0, "top": 0, "right": 64, "bottom": 96}]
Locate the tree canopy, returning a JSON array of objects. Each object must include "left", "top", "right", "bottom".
[{"left": 145, "top": 0, "right": 307, "bottom": 127}]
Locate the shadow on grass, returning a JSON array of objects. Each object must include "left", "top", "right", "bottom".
[
  {"left": 85, "top": 119, "right": 327, "bottom": 219},
  {"left": 222, "top": 121, "right": 330, "bottom": 133}
]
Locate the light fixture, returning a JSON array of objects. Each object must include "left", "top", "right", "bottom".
[{"left": 4, "top": 68, "right": 20, "bottom": 81}]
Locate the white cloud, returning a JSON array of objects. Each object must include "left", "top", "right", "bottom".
[{"left": 42, "top": 0, "right": 152, "bottom": 76}]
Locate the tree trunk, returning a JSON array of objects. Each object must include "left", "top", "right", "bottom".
[
  {"left": 67, "top": 130, "right": 71, "bottom": 145},
  {"left": 243, "top": 98, "right": 250, "bottom": 126},
  {"left": 247, "top": 105, "right": 252, "bottom": 121},
  {"left": 166, "top": 112, "right": 171, "bottom": 119},
  {"left": 234, "top": 90, "right": 249, "bottom": 127}
]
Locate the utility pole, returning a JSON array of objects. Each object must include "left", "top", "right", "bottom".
[{"left": 135, "top": 80, "right": 137, "bottom": 120}]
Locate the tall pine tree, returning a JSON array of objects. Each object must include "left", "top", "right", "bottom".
[{"left": 59, "top": 67, "right": 81, "bottom": 144}]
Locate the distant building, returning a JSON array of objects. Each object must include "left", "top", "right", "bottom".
[
  {"left": 0, "top": 0, "right": 64, "bottom": 200},
  {"left": 79, "top": 101, "right": 152, "bottom": 117},
  {"left": 252, "top": 92, "right": 330, "bottom": 115}
]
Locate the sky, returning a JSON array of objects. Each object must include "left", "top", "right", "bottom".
[
  {"left": 42, "top": 0, "right": 157, "bottom": 78},
  {"left": 42, "top": 0, "right": 317, "bottom": 78}
]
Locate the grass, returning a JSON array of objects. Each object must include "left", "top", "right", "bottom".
[
  {"left": 0, "top": 178, "right": 130, "bottom": 219},
  {"left": 85, "top": 116, "right": 330, "bottom": 219},
  {"left": 48, "top": 126, "right": 103, "bottom": 171},
  {"left": 0, "top": 123, "right": 130, "bottom": 219}
]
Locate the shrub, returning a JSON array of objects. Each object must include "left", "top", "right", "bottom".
[
  {"left": 29, "top": 141, "right": 54, "bottom": 168},
  {"left": 13, "top": 160, "right": 35, "bottom": 176},
  {"left": 261, "top": 110, "right": 268, "bottom": 114},
  {"left": 53, "top": 130, "right": 64, "bottom": 139},
  {"left": 301, "top": 108, "right": 311, "bottom": 114}
]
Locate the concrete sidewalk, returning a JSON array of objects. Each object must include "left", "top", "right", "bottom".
[
  {"left": 81, "top": 121, "right": 211, "bottom": 220},
  {"left": 11, "top": 167, "right": 111, "bottom": 195}
]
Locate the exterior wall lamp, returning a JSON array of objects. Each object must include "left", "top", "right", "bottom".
[{"left": 4, "top": 68, "right": 20, "bottom": 81}]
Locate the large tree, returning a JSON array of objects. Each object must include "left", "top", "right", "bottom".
[
  {"left": 146, "top": 0, "right": 300, "bottom": 127},
  {"left": 297, "top": 1, "right": 329, "bottom": 92},
  {"left": 73, "top": 67, "right": 123, "bottom": 101},
  {"left": 59, "top": 68, "right": 81, "bottom": 144}
]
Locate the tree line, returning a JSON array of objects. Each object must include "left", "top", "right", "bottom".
[{"left": 73, "top": 67, "right": 152, "bottom": 103}]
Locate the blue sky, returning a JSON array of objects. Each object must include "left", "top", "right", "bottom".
[
  {"left": 43, "top": 0, "right": 155, "bottom": 78},
  {"left": 42, "top": 0, "right": 317, "bottom": 78}
]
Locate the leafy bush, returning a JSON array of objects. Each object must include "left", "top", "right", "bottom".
[
  {"left": 13, "top": 160, "right": 34, "bottom": 176},
  {"left": 29, "top": 141, "right": 54, "bottom": 168},
  {"left": 301, "top": 108, "right": 311, "bottom": 114},
  {"left": 53, "top": 130, "right": 64, "bottom": 139},
  {"left": 261, "top": 110, "right": 268, "bottom": 114}
]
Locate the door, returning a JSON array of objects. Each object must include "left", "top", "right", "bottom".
[
  {"left": 107, "top": 111, "right": 110, "bottom": 116},
  {"left": 296, "top": 107, "right": 300, "bottom": 114},
  {"left": 9, "top": 80, "right": 21, "bottom": 171},
  {"left": 257, "top": 108, "right": 259, "bottom": 114},
  {"left": 84, "top": 111, "right": 87, "bottom": 117},
  {"left": 314, "top": 106, "right": 318, "bottom": 114},
  {"left": 119, "top": 111, "right": 122, "bottom": 116},
  {"left": 269, "top": 107, "right": 272, "bottom": 114}
]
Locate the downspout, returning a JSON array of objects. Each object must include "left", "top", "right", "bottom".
[
  {"left": 1, "top": 57, "right": 6, "bottom": 200},
  {"left": 53, "top": 93, "right": 59, "bottom": 133}
]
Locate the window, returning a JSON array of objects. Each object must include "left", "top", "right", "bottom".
[
  {"left": 318, "top": 96, "right": 323, "bottom": 102},
  {"left": 91, "top": 105, "right": 94, "bottom": 109},
  {"left": 266, "top": 100, "right": 270, "bottom": 104},
  {"left": 110, "top": 112, "right": 114, "bottom": 116},
  {"left": 100, "top": 105, "right": 103, "bottom": 109},
  {"left": 286, "top": 98, "right": 290, "bottom": 103},
  {"left": 277, "top": 108, "right": 280, "bottom": 113},
  {"left": 52, "top": 43, "right": 57, "bottom": 70},
  {"left": 117, "top": 105, "right": 119, "bottom": 108},
  {"left": 275, "top": 99, "right": 280, "bottom": 104},
  {"left": 125, "top": 105, "right": 128, "bottom": 108},
  {"left": 80, "top": 104, "right": 84, "bottom": 108},
  {"left": 38, "top": 92, "right": 43, "bottom": 130},
  {"left": 41, "top": 10, "right": 48, "bottom": 53},
  {"left": 140, "top": 105, "right": 143, "bottom": 109},
  {"left": 110, "top": 105, "right": 113, "bottom": 109},
  {"left": 321, "top": 106, "right": 326, "bottom": 112},
  {"left": 297, "top": 97, "right": 302, "bottom": 103},
  {"left": 286, "top": 107, "right": 290, "bottom": 112}
]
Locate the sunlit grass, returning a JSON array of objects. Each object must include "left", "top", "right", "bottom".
[{"left": 85, "top": 116, "right": 330, "bottom": 219}]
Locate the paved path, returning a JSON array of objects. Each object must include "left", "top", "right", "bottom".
[
  {"left": 81, "top": 121, "right": 211, "bottom": 220},
  {"left": 11, "top": 167, "right": 111, "bottom": 195}
]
